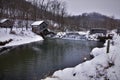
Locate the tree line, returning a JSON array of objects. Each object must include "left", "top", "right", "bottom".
[
  {"left": 65, "top": 12, "right": 120, "bottom": 31},
  {"left": 0, "top": 0, "right": 66, "bottom": 29},
  {"left": 0, "top": 0, "right": 120, "bottom": 31}
]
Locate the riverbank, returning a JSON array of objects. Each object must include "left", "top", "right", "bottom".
[
  {"left": 0, "top": 28, "right": 43, "bottom": 48},
  {"left": 43, "top": 33, "right": 120, "bottom": 80}
]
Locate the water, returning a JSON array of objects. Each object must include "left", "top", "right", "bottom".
[{"left": 0, "top": 39, "right": 103, "bottom": 80}]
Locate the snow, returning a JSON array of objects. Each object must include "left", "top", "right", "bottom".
[
  {"left": 53, "top": 32, "right": 66, "bottom": 38},
  {"left": 78, "top": 31, "right": 87, "bottom": 35},
  {"left": 86, "top": 30, "right": 108, "bottom": 41},
  {"left": 31, "top": 20, "right": 44, "bottom": 26},
  {"left": 0, "top": 28, "right": 43, "bottom": 48},
  {"left": 53, "top": 23, "right": 59, "bottom": 27},
  {"left": 43, "top": 32, "right": 120, "bottom": 80},
  {"left": 53, "top": 31, "right": 87, "bottom": 40},
  {"left": 90, "top": 47, "right": 106, "bottom": 57},
  {"left": 47, "top": 20, "right": 59, "bottom": 28}
]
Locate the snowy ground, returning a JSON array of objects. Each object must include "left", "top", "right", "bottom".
[
  {"left": 52, "top": 31, "right": 105, "bottom": 41},
  {"left": 53, "top": 31, "right": 88, "bottom": 40},
  {"left": 43, "top": 33, "right": 120, "bottom": 80},
  {"left": 0, "top": 28, "right": 43, "bottom": 48}
]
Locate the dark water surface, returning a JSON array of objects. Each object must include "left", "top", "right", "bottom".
[{"left": 0, "top": 39, "right": 103, "bottom": 80}]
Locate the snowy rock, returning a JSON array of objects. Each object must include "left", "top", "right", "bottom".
[{"left": 90, "top": 47, "right": 106, "bottom": 57}]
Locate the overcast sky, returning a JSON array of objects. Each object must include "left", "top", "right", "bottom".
[{"left": 59, "top": 0, "right": 120, "bottom": 19}]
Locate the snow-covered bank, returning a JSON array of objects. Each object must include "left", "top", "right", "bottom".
[
  {"left": 43, "top": 34, "right": 120, "bottom": 80},
  {"left": 53, "top": 31, "right": 87, "bottom": 40},
  {"left": 0, "top": 28, "right": 43, "bottom": 48}
]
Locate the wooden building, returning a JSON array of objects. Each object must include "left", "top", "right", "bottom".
[
  {"left": 31, "top": 20, "right": 48, "bottom": 34},
  {"left": 89, "top": 28, "right": 107, "bottom": 35},
  {"left": 31, "top": 20, "right": 56, "bottom": 38},
  {"left": 0, "top": 19, "right": 14, "bottom": 28}
]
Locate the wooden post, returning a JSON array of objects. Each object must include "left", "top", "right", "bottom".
[{"left": 106, "top": 39, "right": 110, "bottom": 53}]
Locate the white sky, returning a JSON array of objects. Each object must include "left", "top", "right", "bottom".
[{"left": 59, "top": 0, "right": 120, "bottom": 19}]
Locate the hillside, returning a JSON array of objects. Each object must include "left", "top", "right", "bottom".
[
  {"left": 66, "top": 12, "right": 120, "bottom": 31},
  {"left": 0, "top": 0, "right": 120, "bottom": 31}
]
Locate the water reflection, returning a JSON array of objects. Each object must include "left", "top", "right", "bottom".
[{"left": 0, "top": 39, "right": 103, "bottom": 80}]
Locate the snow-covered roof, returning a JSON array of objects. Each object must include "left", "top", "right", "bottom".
[
  {"left": 31, "top": 21, "right": 44, "bottom": 26},
  {"left": 0, "top": 19, "right": 8, "bottom": 23},
  {"left": 78, "top": 31, "right": 87, "bottom": 35}
]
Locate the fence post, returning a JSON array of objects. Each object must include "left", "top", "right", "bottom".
[{"left": 106, "top": 39, "right": 110, "bottom": 53}]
